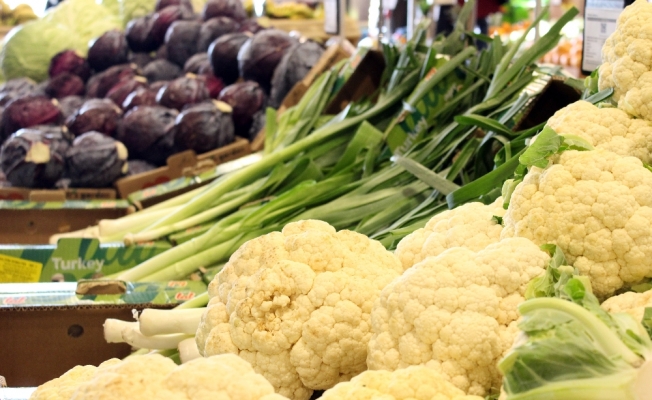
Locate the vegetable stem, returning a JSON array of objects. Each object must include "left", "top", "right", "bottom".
[{"left": 519, "top": 298, "right": 642, "bottom": 365}]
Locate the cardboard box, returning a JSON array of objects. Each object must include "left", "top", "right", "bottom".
[
  {"left": 114, "top": 137, "right": 251, "bottom": 199},
  {"left": 0, "top": 188, "right": 116, "bottom": 202},
  {"left": 0, "top": 200, "right": 134, "bottom": 244},
  {"left": 0, "top": 280, "right": 206, "bottom": 387},
  {"left": 0, "top": 238, "right": 172, "bottom": 283},
  {"left": 324, "top": 49, "right": 385, "bottom": 115},
  {"left": 127, "top": 152, "right": 263, "bottom": 210}
]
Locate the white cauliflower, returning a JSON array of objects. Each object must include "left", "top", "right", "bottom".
[
  {"left": 367, "top": 237, "right": 550, "bottom": 396},
  {"left": 394, "top": 198, "right": 504, "bottom": 270},
  {"left": 34, "top": 354, "right": 288, "bottom": 400},
  {"left": 195, "top": 220, "right": 403, "bottom": 400},
  {"left": 29, "top": 360, "right": 121, "bottom": 400},
  {"left": 601, "top": 289, "right": 652, "bottom": 321},
  {"left": 546, "top": 100, "right": 652, "bottom": 163},
  {"left": 319, "top": 366, "right": 484, "bottom": 400},
  {"left": 501, "top": 149, "right": 652, "bottom": 298},
  {"left": 598, "top": 0, "right": 652, "bottom": 121}
]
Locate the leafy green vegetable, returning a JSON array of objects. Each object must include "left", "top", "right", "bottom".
[
  {"left": 500, "top": 257, "right": 652, "bottom": 400},
  {"left": 1, "top": 21, "right": 79, "bottom": 82},
  {"left": 1, "top": 0, "right": 121, "bottom": 82}
]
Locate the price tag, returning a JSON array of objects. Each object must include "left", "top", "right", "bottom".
[
  {"left": 0, "top": 254, "right": 42, "bottom": 283},
  {"left": 581, "top": 0, "right": 634, "bottom": 75}
]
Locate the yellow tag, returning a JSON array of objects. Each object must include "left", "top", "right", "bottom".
[{"left": 0, "top": 254, "right": 42, "bottom": 283}]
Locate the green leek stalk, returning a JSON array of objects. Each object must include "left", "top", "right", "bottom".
[{"left": 142, "top": 71, "right": 420, "bottom": 232}]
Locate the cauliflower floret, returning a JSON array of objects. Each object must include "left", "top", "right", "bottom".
[
  {"left": 39, "top": 354, "right": 288, "bottom": 400},
  {"left": 501, "top": 149, "right": 652, "bottom": 298},
  {"left": 29, "top": 360, "right": 121, "bottom": 400},
  {"left": 598, "top": 0, "right": 652, "bottom": 121},
  {"left": 394, "top": 198, "right": 504, "bottom": 270},
  {"left": 319, "top": 366, "right": 484, "bottom": 400},
  {"left": 601, "top": 290, "right": 652, "bottom": 321},
  {"left": 546, "top": 100, "right": 652, "bottom": 163},
  {"left": 196, "top": 220, "right": 404, "bottom": 400},
  {"left": 367, "top": 237, "right": 550, "bottom": 396}
]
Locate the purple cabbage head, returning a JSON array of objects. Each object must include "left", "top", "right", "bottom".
[
  {"left": 44, "top": 73, "right": 86, "bottom": 99},
  {"left": 151, "top": 5, "right": 195, "bottom": 45},
  {"left": 65, "top": 131, "right": 128, "bottom": 188},
  {"left": 202, "top": 0, "right": 247, "bottom": 21},
  {"left": 49, "top": 50, "right": 91, "bottom": 81},
  {"left": 183, "top": 53, "right": 211, "bottom": 74},
  {"left": 164, "top": 20, "right": 202, "bottom": 67},
  {"left": 126, "top": 15, "right": 158, "bottom": 53},
  {"left": 128, "top": 52, "right": 154, "bottom": 69},
  {"left": 208, "top": 32, "right": 249, "bottom": 85},
  {"left": 86, "top": 64, "right": 138, "bottom": 98},
  {"left": 269, "top": 41, "right": 324, "bottom": 108},
  {"left": 1, "top": 96, "right": 62, "bottom": 142},
  {"left": 197, "top": 17, "right": 240, "bottom": 52},
  {"left": 122, "top": 87, "right": 159, "bottom": 111},
  {"left": 58, "top": 96, "right": 86, "bottom": 120},
  {"left": 237, "top": 29, "right": 296, "bottom": 92},
  {"left": 87, "top": 30, "right": 130, "bottom": 72},
  {"left": 174, "top": 100, "right": 234, "bottom": 153},
  {"left": 0, "top": 78, "right": 38, "bottom": 106},
  {"left": 156, "top": 75, "right": 210, "bottom": 110},
  {"left": 65, "top": 98, "right": 123, "bottom": 137},
  {"left": 217, "top": 81, "right": 264, "bottom": 135},
  {"left": 200, "top": 72, "right": 225, "bottom": 98},
  {"left": 0, "top": 126, "right": 72, "bottom": 188},
  {"left": 143, "top": 59, "right": 183, "bottom": 82},
  {"left": 116, "top": 105, "right": 179, "bottom": 165},
  {"left": 106, "top": 76, "right": 149, "bottom": 107}
]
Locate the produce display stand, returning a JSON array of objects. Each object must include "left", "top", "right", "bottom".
[{"left": 0, "top": 280, "right": 206, "bottom": 387}]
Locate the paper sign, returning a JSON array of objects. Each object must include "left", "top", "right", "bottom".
[{"left": 0, "top": 253, "right": 42, "bottom": 283}]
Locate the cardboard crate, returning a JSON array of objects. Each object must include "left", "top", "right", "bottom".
[
  {"left": 115, "top": 137, "right": 251, "bottom": 199},
  {"left": 126, "top": 152, "right": 263, "bottom": 210},
  {"left": 0, "top": 238, "right": 171, "bottom": 283},
  {"left": 0, "top": 188, "right": 117, "bottom": 201},
  {"left": 0, "top": 200, "right": 134, "bottom": 244},
  {"left": 0, "top": 280, "right": 206, "bottom": 387}
]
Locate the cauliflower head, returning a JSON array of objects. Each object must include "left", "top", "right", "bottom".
[
  {"left": 501, "top": 149, "right": 652, "bottom": 298},
  {"left": 319, "top": 366, "right": 484, "bottom": 400},
  {"left": 30, "top": 359, "right": 120, "bottom": 400},
  {"left": 394, "top": 198, "right": 504, "bottom": 271},
  {"left": 44, "top": 354, "right": 287, "bottom": 400},
  {"left": 367, "top": 237, "right": 550, "bottom": 396},
  {"left": 598, "top": 0, "right": 652, "bottom": 121},
  {"left": 601, "top": 289, "right": 652, "bottom": 321},
  {"left": 546, "top": 100, "right": 652, "bottom": 163},
  {"left": 195, "top": 220, "right": 404, "bottom": 400}
]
